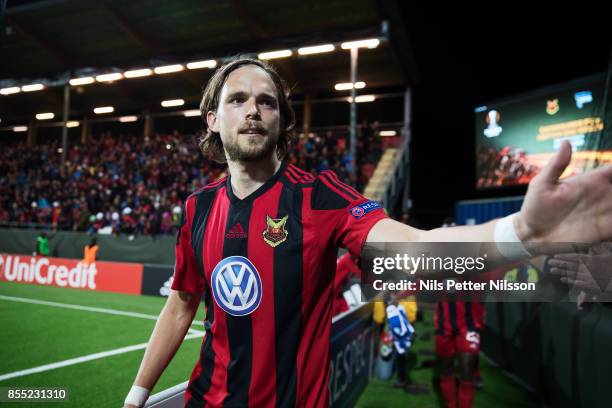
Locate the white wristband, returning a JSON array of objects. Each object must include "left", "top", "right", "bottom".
[
  {"left": 494, "top": 213, "right": 531, "bottom": 260},
  {"left": 124, "top": 385, "right": 150, "bottom": 407}
]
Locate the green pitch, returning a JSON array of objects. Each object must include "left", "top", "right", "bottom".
[
  {"left": 0, "top": 282, "right": 203, "bottom": 408},
  {"left": 0, "top": 282, "right": 537, "bottom": 407}
]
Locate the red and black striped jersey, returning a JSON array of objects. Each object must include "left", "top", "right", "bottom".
[
  {"left": 434, "top": 266, "right": 516, "bottom": 336},
  {"left": 171, "top": 163, "right": 387, "bottom": 408},
  {"left": 434, "top": 301, "right": 485, "bottom": 336}
]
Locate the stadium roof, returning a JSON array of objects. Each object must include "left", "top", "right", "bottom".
[{"left": 0, "top": 0, "right": 416, "bottom": 126}]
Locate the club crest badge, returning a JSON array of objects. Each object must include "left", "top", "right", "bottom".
[
  {"left": 546, "top": 98, "right": 559, "bottom": 115},
  {"left": 263, "top": 215, "right": 288, "bottom": 247}
]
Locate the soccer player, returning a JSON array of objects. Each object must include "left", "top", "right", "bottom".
[
  {"left": 125, "top": 57, "right": 612, "bottom": 408},
  {"left": 435, "top": 299, "right": 485, "bottom": 408},
  {"left": 435, "top": 219, "right": 484, "bottom": 408}
]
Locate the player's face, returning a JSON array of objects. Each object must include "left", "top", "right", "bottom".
[{"left": 209, "top": 65, "right": 280, "bottom": 162}]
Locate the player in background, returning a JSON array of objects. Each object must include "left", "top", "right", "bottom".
[{"left": 434, "top": 219, "right": 484, "bottom": 408}]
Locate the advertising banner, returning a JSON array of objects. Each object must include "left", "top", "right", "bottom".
[{"left": 0, "top": 253, "right": 143, "bottom": 295}]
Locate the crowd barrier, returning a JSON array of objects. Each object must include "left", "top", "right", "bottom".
[
  {"left": 483, "top": 302, "right": 612, "bottom": 408},
  {"left": 0, "top": 228, "right": 176, "bottom": 265}
]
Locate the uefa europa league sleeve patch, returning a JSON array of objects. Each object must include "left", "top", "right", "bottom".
[{"left": 349, "top": 201, "right": 382, "bottom": 219}]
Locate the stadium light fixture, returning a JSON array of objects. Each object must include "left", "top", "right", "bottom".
[
  {"left": 187, "top": 60, "right": 217, "bottom": 70},
  {"left": 258, "top": 50, "right": 292, "bottom": 60},
  {"left": 13, "top": 126, "right": 28, "bottom": 132},
  {"left": 69, "top": 77, "right": 95, "bottom": 86},
  {"left": 66, "top": 121, "right": 80, "bottom": 128},
  {"left": 346, "top": 95, "right": 376, "bottom": 103},
  {"left": 119, "top": 116, "right": 138, "bottom": 123},
  {"left": 379, "top": 130, "right": 397, "bottom": 137},
  {"left": 298, "top": 44, "right": 335, "bottom": 55},
  {"left": 36, "top": 112, "right": 55, "bottom": 120},
  {"left": 0, "top": 36, "right": 385, "bottom": 98},
  {"left": 341, "top": 38, "right": 380, "bottom": 49},
  {"left": 183, "top": 109, "right": 201, "bottom": 117},
  {"left": 22, "top": 83, "right": 45, "bottom": 92},
  {"left": 161, "top": 99, "right": 185, "bottom": 108},
  {"left": 94, "top": 106, "right": 114, "bottom": 114},
  {"left": 1, "top": 87, "right": 21, "bottom": 95},
  {"left": 334, "top": 82, "right": 366, "bottom": 91},
  {"left": 96, "top": 73, "right": 123, "bottom": 82},
  {"left": 124, "top": 68, "right": 153, "bottom": 78},
  {"left": 154, "top": 64, "right": 184, "bottom": 74}
]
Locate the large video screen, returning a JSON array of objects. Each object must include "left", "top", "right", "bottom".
[{"left": 475, "top": 73, "right": 610, "bottom": 189}]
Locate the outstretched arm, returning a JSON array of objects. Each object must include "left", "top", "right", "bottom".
[{"left": 367, "top": 141, "right": 612, "bottom": 259}]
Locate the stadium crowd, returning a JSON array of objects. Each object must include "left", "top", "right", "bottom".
[
  {"left": 0, "top": 131, "right": 221, "bottom": 237},
  {"left": 0, "top": 121, "right": 390, "bottom": 236},
  {"left": 286, "top": 120, "right": 385, "bottom": 192},
  {"left": 476, "top": 145, "right": 539, "bottom": 188}
]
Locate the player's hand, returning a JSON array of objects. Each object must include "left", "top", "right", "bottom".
[{"left": 516, "top": 141, "right": 612, "bottom": 247}]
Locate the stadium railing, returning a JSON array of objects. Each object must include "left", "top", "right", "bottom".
[
  {"left": 363, "top": 126, "right": 410, "bottom": 210},
  {"left": 144, "top": 381, "right": 188, "bottom": 408},
  {"left": 0, "top": 228, "right": 176, "bottom": 264},
  {"left": 0, "top": 221, "right": 53, "bottom": 230}
]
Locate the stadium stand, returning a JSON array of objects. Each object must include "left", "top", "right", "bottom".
[{"left": 0, "top": 122, "right": 398, "bottom": 235}]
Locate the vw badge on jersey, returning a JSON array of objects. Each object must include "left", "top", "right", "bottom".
[{"left": 211, "top": 256, "right": 262, "bottom": 316}]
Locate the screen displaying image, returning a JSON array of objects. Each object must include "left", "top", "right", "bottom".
[{"left": 475, "top": 73, "right": 610, "bottom": 189}]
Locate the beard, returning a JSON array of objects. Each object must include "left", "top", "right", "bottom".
[{"left": 223, "top": 129, "right": 279, "bottom": 162}]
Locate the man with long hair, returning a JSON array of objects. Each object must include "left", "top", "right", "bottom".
[{"left": 125, "top": 57, "right": 612, "bottom": 408}]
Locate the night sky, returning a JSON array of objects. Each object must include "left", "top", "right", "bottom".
[{"left": 400, "top": 6, "right": 611, "bottom": 227}]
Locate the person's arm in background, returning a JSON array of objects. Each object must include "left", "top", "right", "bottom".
[
  {"left": 124, "top": 289, "right": 201, "bottom": 408},
  {"left": 548, "top": 243, "right": 612, "bottom": 292}
]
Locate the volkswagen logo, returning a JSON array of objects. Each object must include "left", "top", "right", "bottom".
[{"left": 211, "top": 256, "right": 262, "bottom": 316}]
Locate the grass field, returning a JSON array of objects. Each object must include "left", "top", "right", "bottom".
[
  {"left": 0, "top": 282, "right": 202, "bottom": 407},
  {"left": 0, "top": 282, "right": 538, "bottom": 407}
]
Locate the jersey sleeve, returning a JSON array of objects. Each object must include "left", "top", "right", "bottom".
[
  {"left": 171, "top": 196, "right": 206, "bottom": 293},
  {"left": 312, "top": 171, "right": 388, "bottom": 258}
]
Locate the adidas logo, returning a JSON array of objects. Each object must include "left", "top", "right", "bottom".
[{"left": 226, "top": 223, "right": 247, "bottom": 239}]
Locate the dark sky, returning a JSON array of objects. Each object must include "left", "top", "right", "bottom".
[{"left": 400, "top": 5, "right": 611, "bottom": 227}]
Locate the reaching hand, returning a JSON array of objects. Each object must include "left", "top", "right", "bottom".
[
  {"left": 548, "top": 250, "right": 612, "bottom": 292},
  {"left": 517, "top": 141, "right": 612, "bottom": 245}
]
